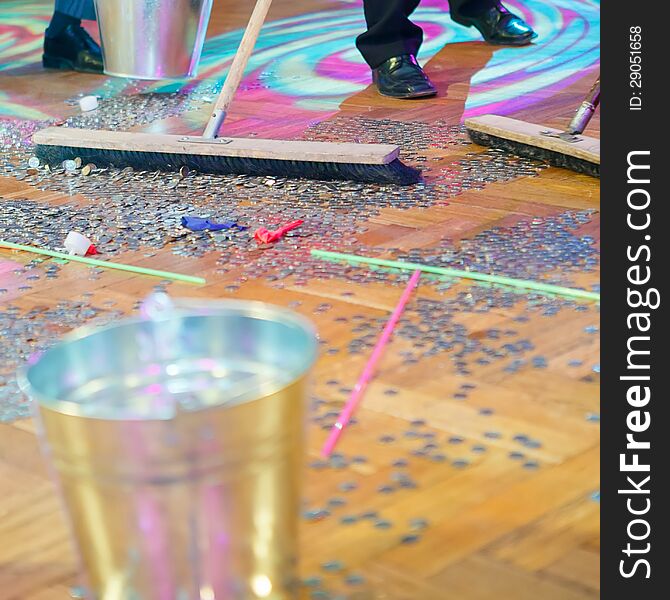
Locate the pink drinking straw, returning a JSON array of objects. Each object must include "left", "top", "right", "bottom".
[{"left": 321, "top": 269, "right": 422, "bottom": 457}]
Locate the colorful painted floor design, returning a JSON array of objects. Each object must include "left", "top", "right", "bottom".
[{"left": 1, "top": 0, "right": 599, "bottom": 119}]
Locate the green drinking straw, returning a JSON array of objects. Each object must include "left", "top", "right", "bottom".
[
  {"left": 310, "top": 249, "right": 600, "bottom": 302},
  {"left": 1, "top": 241, "right": 206, "bottom": 285}
]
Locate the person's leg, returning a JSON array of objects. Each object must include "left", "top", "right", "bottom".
[
  {"left": 44, "top": 0, "right": 103, "bottom": 73},
  {"left": 357, "top": 0, "right": 436, "bottom": 99},
  {"left": 46, "top": 0, "right": 97, "bottom": 38},
  {"left": 356, "top": 0, "right": 422, "bottom": 69},
  {"left": 449, "top": 0, "right": 493, "bottom": 20},
  {"left": 448, "top": 0, "right": 537, "bottom": 45}
]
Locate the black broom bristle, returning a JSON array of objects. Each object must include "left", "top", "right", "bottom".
[
  {"left": 466, "top": 128, "right": 599, "bottom": 178},
  {"left": 35, "top": 144, "right": 422, "bottom": 186}
]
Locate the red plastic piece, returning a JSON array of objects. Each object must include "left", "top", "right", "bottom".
[
  {"left": 254, "top": 219, "right": 303, "bottom": 244},
  {"left": 85, "top": 244, "right": 99, "bottom": 256}
]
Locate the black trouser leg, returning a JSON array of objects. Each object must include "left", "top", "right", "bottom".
[
  {"left": 356, "top": 0, "right": 422, "bottom": 69},
  {"left": 53, "top": 0, "right": 96, "bottom": 20},
  {"left": 357, "top": 0, "right": 499, "bottom": 68},
  {"left": 46, "top": 0, "right": 96, "bottom": 38},
  {"left": 449, "top": 0, "right": 498, "bottom": 21}
]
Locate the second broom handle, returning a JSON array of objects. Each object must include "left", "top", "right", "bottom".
[
  {"left": 202, "top": 0, "right": 274, "bottom": 139},
  {"left": 566, "top": 77, "right": 600, "bottom": 135}
]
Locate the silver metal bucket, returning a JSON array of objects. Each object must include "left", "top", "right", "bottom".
[
  {"left": 93, "top": 0, "right": 214, "bottom": 79},
  {"left": 20, "top": 300, "right": 317, "bottom": 599}
]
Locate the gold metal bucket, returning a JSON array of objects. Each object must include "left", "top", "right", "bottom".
[{"left": 20, "top": 300, "right": 317, "bottom": 599}]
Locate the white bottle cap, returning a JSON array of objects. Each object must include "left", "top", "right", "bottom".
[
  {"left": 64, "top": 231, "right": 93, "bottom": 256},
  {"left": 78, "top": 95, "right": 99, "bottom": 112}
]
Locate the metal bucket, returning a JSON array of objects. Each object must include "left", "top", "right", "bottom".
[
  {"left": 20, "top": 300, "right": 317, "bottom": 600},
  {"left": 93, "top": 0, "right": 213, "bottom": 79}
]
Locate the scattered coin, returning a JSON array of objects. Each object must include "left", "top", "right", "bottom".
[{"left": 81, "top": 163, "right": 96, "bottom": 176}]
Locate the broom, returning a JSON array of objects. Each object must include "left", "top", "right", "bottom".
[
  {"left": 464, "top": 77, "right": 600, "bottom": 177},
  {"left": 33, "top": 0, "right": 420, "bottom": 185}
]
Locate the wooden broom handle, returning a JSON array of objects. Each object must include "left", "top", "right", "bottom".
[
  {"left": 566, "top": 76, "right": 600, "bottom": 135},
  {"left": 202, "top": 0, "right": 274, "bottom": 139}
]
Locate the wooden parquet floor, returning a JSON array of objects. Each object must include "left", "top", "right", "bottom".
[{"left": 0, "top": 1, "right": 600, "bottom": 598}]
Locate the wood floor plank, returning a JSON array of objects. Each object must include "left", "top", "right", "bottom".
[{"left": 428, "top": 554, "right": 596, "bottom": 600}]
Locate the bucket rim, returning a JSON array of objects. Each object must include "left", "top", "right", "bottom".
[
  {"left": 18, "top": 299, "right": 318, "bottom": 419},
  {"left": 102, "top": 70, "right": 197, "bottom": 81}
]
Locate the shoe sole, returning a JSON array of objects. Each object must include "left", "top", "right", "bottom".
[
  {"left": 376, "top": 88, "right": 438, "bottom": 100},
  {"left": 42, "top": 54, "right": 104, "bottom": 74},
  {"left": 484, "top": 34, "right": 537, "bottom": 46}
]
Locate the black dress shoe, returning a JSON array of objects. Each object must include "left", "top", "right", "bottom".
[
  {"left": 452, "top": 2, "right": 537, "bottom": 46},
  {"left": 372, "top": 54, "right": 437, "bottom": 99},
  {"left": 43, "top": 23, "right": 104, "bottom": 74}
]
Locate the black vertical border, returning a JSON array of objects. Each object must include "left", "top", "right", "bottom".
[{"left": 601, "top": 0, "right": 669, "bottom": 597}]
